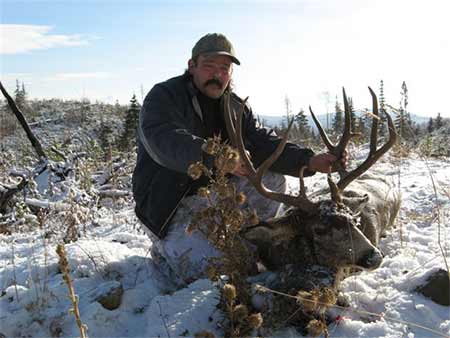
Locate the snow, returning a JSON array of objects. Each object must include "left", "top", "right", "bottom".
[{"left": 1, "top": 151, "right": 449, "bottom": 337}]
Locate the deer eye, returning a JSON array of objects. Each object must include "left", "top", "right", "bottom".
[{"left": 314, "top": 227, "right": 328, "bottom": 236}]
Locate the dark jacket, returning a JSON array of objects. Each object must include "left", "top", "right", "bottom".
[{"left": 132, "top": 74, "right": 315, "bottom": 239}]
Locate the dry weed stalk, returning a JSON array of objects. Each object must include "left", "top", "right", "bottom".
[
  {"left": 221, "top": 283, "right": 263, "bottom": 337},
  {"left": 187, "top": 136, "right": 263, "bottom": 336},
  {"left": 63, "top": 189, "right": 89, "bottom": 243},
  {"left": 256, "top": 283, "right": 450, "bottom": 338},
  {"left": 194, "top": 331, "right": 216, "bottom": 338},
  {"left": 56, "top": 244, "right": 88, "bottom": 338},
  {"left": 187, "top": 137, "right": 258, "bottom": 287}
]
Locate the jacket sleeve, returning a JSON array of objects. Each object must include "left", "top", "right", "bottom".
[
  {"left": 241, "top": 99, "right": 316, "bottom": 177},
  {"left": 138, "top": 84, "right": 213, "bottom": 173}
]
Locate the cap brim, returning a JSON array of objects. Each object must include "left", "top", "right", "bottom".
[{"left": 202, "top": 51, "right": 240, "bottom": 65}]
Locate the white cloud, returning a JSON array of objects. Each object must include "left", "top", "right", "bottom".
[
  {"left": 45, "top": 72, "right": 112, "bottom": 81},
  {"left": 0, "top": 24, "right": 92, "bottom": 54}
]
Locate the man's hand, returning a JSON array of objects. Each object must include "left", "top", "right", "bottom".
[
  {"left": 308, "top": 150, "right": 349, "bottom": 173},
  {"left": 230, "top": 161, "right": 251, "bottom": 177},
  {"left": 229, "top": 150, "right": 251, "bottom": 177}
]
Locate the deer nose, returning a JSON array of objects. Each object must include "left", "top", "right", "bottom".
[{"left": 357, "top": 248, "right": 383, "bottom": 269}]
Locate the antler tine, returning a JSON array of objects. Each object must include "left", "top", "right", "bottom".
[
  {"left": 337, "top": 88, "right": 397, "bottom": 191},
  {"left": 223, "top": 94, "right": 317, "bottom": 213},
  {"left": 309, "top": 105, "right": 334, "bottom": 151},
  {"left": 368, "top": 86, "right": 379, "bottom": 155}
]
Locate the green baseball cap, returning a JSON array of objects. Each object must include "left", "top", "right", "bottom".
[{"left": 192, "top": 33, "right": 240, "bottom": 65}]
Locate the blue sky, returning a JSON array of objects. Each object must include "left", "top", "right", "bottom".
[{"left": 1, "top": 0, "right": 450, "bottom": 118}]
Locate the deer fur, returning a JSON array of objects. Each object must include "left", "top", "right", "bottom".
[{"left": 242, "top": 173, "right": 401, "bottom": 271}]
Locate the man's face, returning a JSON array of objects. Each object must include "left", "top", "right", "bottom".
[{"left": 188, "top": 54, "right": 233, "bottom": 99}]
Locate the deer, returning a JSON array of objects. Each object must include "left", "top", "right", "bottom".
[{"left": 222, "top": 87, "right": 400, "bottom": 275}]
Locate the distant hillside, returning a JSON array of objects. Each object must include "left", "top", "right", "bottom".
[{"left": 257, "top": 112, "right": 430, "bottom": 130}]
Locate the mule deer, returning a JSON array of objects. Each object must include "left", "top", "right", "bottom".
[{"left": 223, "top": 87, "right": 400, "bottom": 272}]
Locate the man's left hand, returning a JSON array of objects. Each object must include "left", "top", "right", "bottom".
[{"left": 308, "top": 149, "right": 349, "bottom": 173}]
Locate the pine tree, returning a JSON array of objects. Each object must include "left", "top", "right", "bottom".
[
  {"left": 427, "top": 117, "right": 434, "bottom": 134},
  {"left": 332, "top": 96, "right": 344, "bottom": 134},
  {"left": 347, "top": 97, "right": 357, "bottom": 133},
  {"left": 99, "top": 117, "right": 113, "bottom": 159},
  {"left": 14, "top": 79, "right": 26, "bottom": 110},
  {"left": 378, "top": 80, "right": 388, "bottom": 136},
  {"left": 435, "top": 112, "right": 444, "bottom": 130},
  {"left": 295, "top": 108, "right": 310, "bottom": 140},
  {"left": 119, "top": 94, "right": 141, "bottom": 151},
  {"left": 395, "top": 81, "right": 413, "bottom": 141},
  {"left": 357, "top": 113, "right": 369, "bottom": 143},
  {"left": 21, "top": 82, "right": 27, "bottom": 102}
]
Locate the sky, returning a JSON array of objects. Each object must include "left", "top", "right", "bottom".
[{"left": 1, "top": 0, "right": 450, "bottom": 118}]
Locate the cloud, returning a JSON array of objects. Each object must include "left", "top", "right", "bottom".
[
  {"left": 45, "top": 72, "right": 112, "bottom": 81},
  {"left": 0, "top": 24, "right": 93, "bottom": 54}
]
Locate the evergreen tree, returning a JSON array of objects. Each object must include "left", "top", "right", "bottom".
[
  {"left": 427, "top": 117, "right": 434, "bottom": 134},
  {"left": 435, "top": 112, "right": 444, "bottom": 129},
  {"left": 21, "top": 82, "right": 27, "bottom": 102},
  {"left": 357, "top": 113, "right": 370, "bottom": 142},
  {"left": 119, "top": 94, "right": 141, "bottom": 151},
  {"left": 295, "top": 108, "right": 310, "bottom": 140},
  {"left": 347, "top": 97, "right": 357, "bottom": 132},
  {"left": 99, "top": 117, "right": 113, "bottom": 159},
  {"left": 395, "top": 81, "right": 413, "bottom": 141},
  {"left": 14, "top": 79, "right": 26, "bottom": 110},
  {"left": 332, "top": 96, "right": 344, "bottom": 133},
  {"left": 378, "top": 80, "right": 388, "bottom": 136}
]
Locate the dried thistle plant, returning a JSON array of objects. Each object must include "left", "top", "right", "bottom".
[
  {"left": 63, "top": 189, "right": 89, "bottom": 243},
  {"left": 296, "top": 287, "right": 337, "bottom": 315},
  {"left": 297, "top": 287, "right": 336, "bottom": 338},
  {"left": 187, "top": 137, "right": 258, "bottom": 283},
  {"left": 194, "top": 330, "right": 216, "bottom": 338},
  {"left": 221, "top": 283, "right": 263, "bottom": 337},
  {"left": 306, "top": 318, "right": 329, "bottom": 338},
  {"left": 187, "top": 137, "right": 263, "bottom": 336},
  {"left": 56, "top": 244, "right": 88, "bottom": 338}
]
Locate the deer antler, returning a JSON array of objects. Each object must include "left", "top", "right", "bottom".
[
  {"left": 223, "top": 93, "right": 317, "bottom": 213},
  {"left": 309, "top": 87, "right": 397, "bottom": 195},
  {"left": 309, "top": 88, "right": 358, "bottom": 176},
  {"left": 336, "top": 87, "right": 397, "bottom": 190}
]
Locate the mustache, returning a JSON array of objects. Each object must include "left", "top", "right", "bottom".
[{"left": 204, "top": 78, "right": 223, "bottom": 88}]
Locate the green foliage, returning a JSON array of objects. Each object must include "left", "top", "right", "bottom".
[
  {"left": 294, "top": 108, "right": 311, "bottom": 140},
  {"left": 332, "top": 97, "right": 343, "bottom": 134},
  {"left": 118, "top": 94, "right": 140, "bottom": 152},
  {"left": 395, "top": 81, "right": 414, "bottom": 142}
]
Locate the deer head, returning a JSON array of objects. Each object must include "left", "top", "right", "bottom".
[{"left": 223, "top": 88, "right": 396, "bottom": 270}]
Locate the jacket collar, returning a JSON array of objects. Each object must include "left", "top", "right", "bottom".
[{"left": 187, "top": 80, "right": 203, "bottom": 122}]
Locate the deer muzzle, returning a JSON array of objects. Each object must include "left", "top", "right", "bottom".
[{"left": 357, "top": 247, "right": 384, "bottom": 270}]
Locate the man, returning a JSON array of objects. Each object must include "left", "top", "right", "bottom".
[{"left": 132, "top": 33, "right": 347, "bottom": 285}]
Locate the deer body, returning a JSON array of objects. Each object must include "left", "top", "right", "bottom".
[{"left": 243, "top": 173, "right": 400, "bottom": 271}]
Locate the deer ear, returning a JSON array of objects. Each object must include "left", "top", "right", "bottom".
[{"left": 342, "top": 194, "right": 369, "bottom": 212}]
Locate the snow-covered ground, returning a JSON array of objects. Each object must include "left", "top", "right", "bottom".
[{"left": 1, "top": 151, "right": 449, "bottom": 337}]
